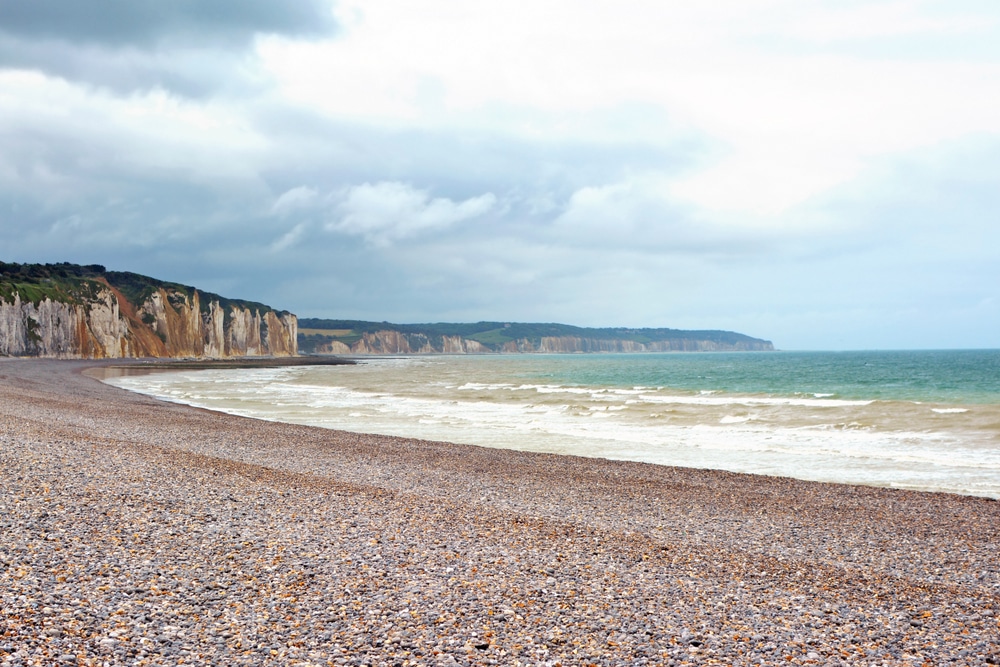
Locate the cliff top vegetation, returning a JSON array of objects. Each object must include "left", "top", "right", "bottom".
[
  {"left": 0, "top": 262, "right": 289, "bottom": 316},
  {"left": 299, "top": 318, "right": 772, "bottom": 349}
]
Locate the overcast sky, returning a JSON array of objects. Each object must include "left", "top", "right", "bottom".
[{"left": 2, "top": 1, "right": 998, "bottom": 349}]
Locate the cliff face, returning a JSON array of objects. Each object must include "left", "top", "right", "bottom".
[
  {"left": 0, "top": 291, "right": 130, "bottom": 358},
  {"left": 130, "top": 287, "right": 298, "bottom": 359},
  {"left": 311, "top": 330, "right": 772, "bottom": 355},
  {"left": 1, "top": 266, "right": 297, "bottom": 359},
  {"left": 299, "top": 319, "right": 775, "bottom": 355},
  {"left": 314, "top": 332, "right": 489, "bottom": 355}
]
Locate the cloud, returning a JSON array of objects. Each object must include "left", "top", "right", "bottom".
[
  {"left": 0, "top": 71, "right": 269, "bottom": 233},
  {"left": 0, "top": 0, "right": 337, "bottom": 96},
  {"left": 0, "top": 0, "right": 336, "bottom": 48},
  {"left": 270, "top": 222, "right": 310, "bottom": 252},
  {"left": 1, "top": 1, "right": 999, "bottom": 350},
  {"left": 551, "top": 179, "right": 777, "bottom": 258},
  {"left": 325, "top": 182, "right": 497, "bottom": 246},
  {"left": 271, "top": 186, "right": 319, "bottom": 216},
  {"left": 0, "top": 38, "right": 261, "bottom": 98},
  {"left": 261, "top": 0, "right": 1000, "bottom": 221},
  {"left": 762, "top": 2, "right": 993, "bottom": 45}
]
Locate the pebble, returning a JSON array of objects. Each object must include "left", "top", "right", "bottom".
[{"left": 1, "top": 358, "right": 998, "bottom": 665}]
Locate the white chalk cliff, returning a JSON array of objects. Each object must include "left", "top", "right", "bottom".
[
  {"left": 309, "top": 330, "right": 772, "bottom": 355},
  {"left": 1, "top": 280, "right": 297, "bottom": 359}
]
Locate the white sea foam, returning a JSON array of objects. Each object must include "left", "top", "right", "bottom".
[
  {"left": 719, "top": 414, "right": 757, "bottom": 424},
  {"left": 457, "top": 382, "right": 515, "bottom": 391},
  {"left": 533, "top": 386, "right": 595, "bottom": 395},
  {"left": 636, "top": 393, "right": 873, "bottom": 408},
  {"left": 103, "top": 359, "right": 1000, "bottom": 498}
]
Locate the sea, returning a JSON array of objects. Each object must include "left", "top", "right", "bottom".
[{"left": 102, "top": 350, "right": 1000, "bottom": 498}]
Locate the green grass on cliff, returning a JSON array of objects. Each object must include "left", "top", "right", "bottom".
[
  {"left": 0, "top": 262, "right": 106, "bottom": 306},
  {"left": 0, "top": 262, "right": 291, "bottom": 317},
  {"left": 103, "top": 270, "right": 285, "bottom": 319},
  {"left": 297, "top": 318, "right": 773, "bottom": 353}
]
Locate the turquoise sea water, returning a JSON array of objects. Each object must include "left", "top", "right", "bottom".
[
  {"left": 535, "top": 350, "right": 1000, "bottom": 403},
  {"left": 103, "top": 351, "right": 1000, "bottom": 498}
]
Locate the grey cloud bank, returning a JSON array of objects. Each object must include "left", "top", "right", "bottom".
[
  {"left": 0, "top": 0, "right": 335, "bottom": 47},
  {"left": 2, "top": 1, "right": 998, "bottom": 350},
  {"left": 0, "top": 0, "right": 336, "bottom": 96}
]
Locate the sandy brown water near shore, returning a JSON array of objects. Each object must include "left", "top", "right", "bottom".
[{"left": 2, "top": 359, "right": 999, "bottom": 666}]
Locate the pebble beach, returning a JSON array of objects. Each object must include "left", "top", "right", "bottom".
[{"left": 2, "top": 359, "right": 999, "bottom": 666}]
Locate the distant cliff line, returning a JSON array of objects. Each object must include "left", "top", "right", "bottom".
[
  {"left": 2, "top": 262, "right": 772, "bottom": 359},
  {"left": 299, "top": 319, "right": 774, "bottom": 355},
  {"left": 1, "top": 262, "right": 297, "bottom": 359}
]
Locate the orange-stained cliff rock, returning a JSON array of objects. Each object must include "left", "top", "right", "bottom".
[
  {"left": 333, "top": 331, "right": 489, "bottom": 355},
  {"left": 0, "top": 286, "right": 297, "bottom": 359}
]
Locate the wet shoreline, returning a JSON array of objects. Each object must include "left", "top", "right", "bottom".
[{"left": 1, "top": 359, "right": 997, "bottom": 665}]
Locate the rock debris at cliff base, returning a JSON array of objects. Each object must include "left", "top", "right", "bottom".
[{"left": 1, "top": 360, "right": 998, "bottom": 666}]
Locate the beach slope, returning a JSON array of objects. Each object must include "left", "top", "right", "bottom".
[{"left": 1, "top": 360, "right": 998, "bottom": 665}]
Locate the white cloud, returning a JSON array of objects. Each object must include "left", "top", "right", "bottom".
[
  {"left": 3, "top": 0, "right": 1000, "bottom": 349},
  {"left": 325, "top": 181, "right": 496, "bottom": 246},
  {"left": 553, "top": 182, "right": 658, "bottom": 243},
  {"left": 0, "top": 69, "right": 267, "bottom": 190},
  {"left": 257, "top": 0, "right": 1000, "bottom": 220},
  {"left": 766, "top": 1, "right": 992, "bottom": 43},
  {"left": 551, "top": 178, "right": 761, "bottom": 254},
  {"left": 270, "top": 221, "right": 309, "bottom": 252},
  {"left": 271, "top": 186, "right": 319, "bottom": 216}
]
